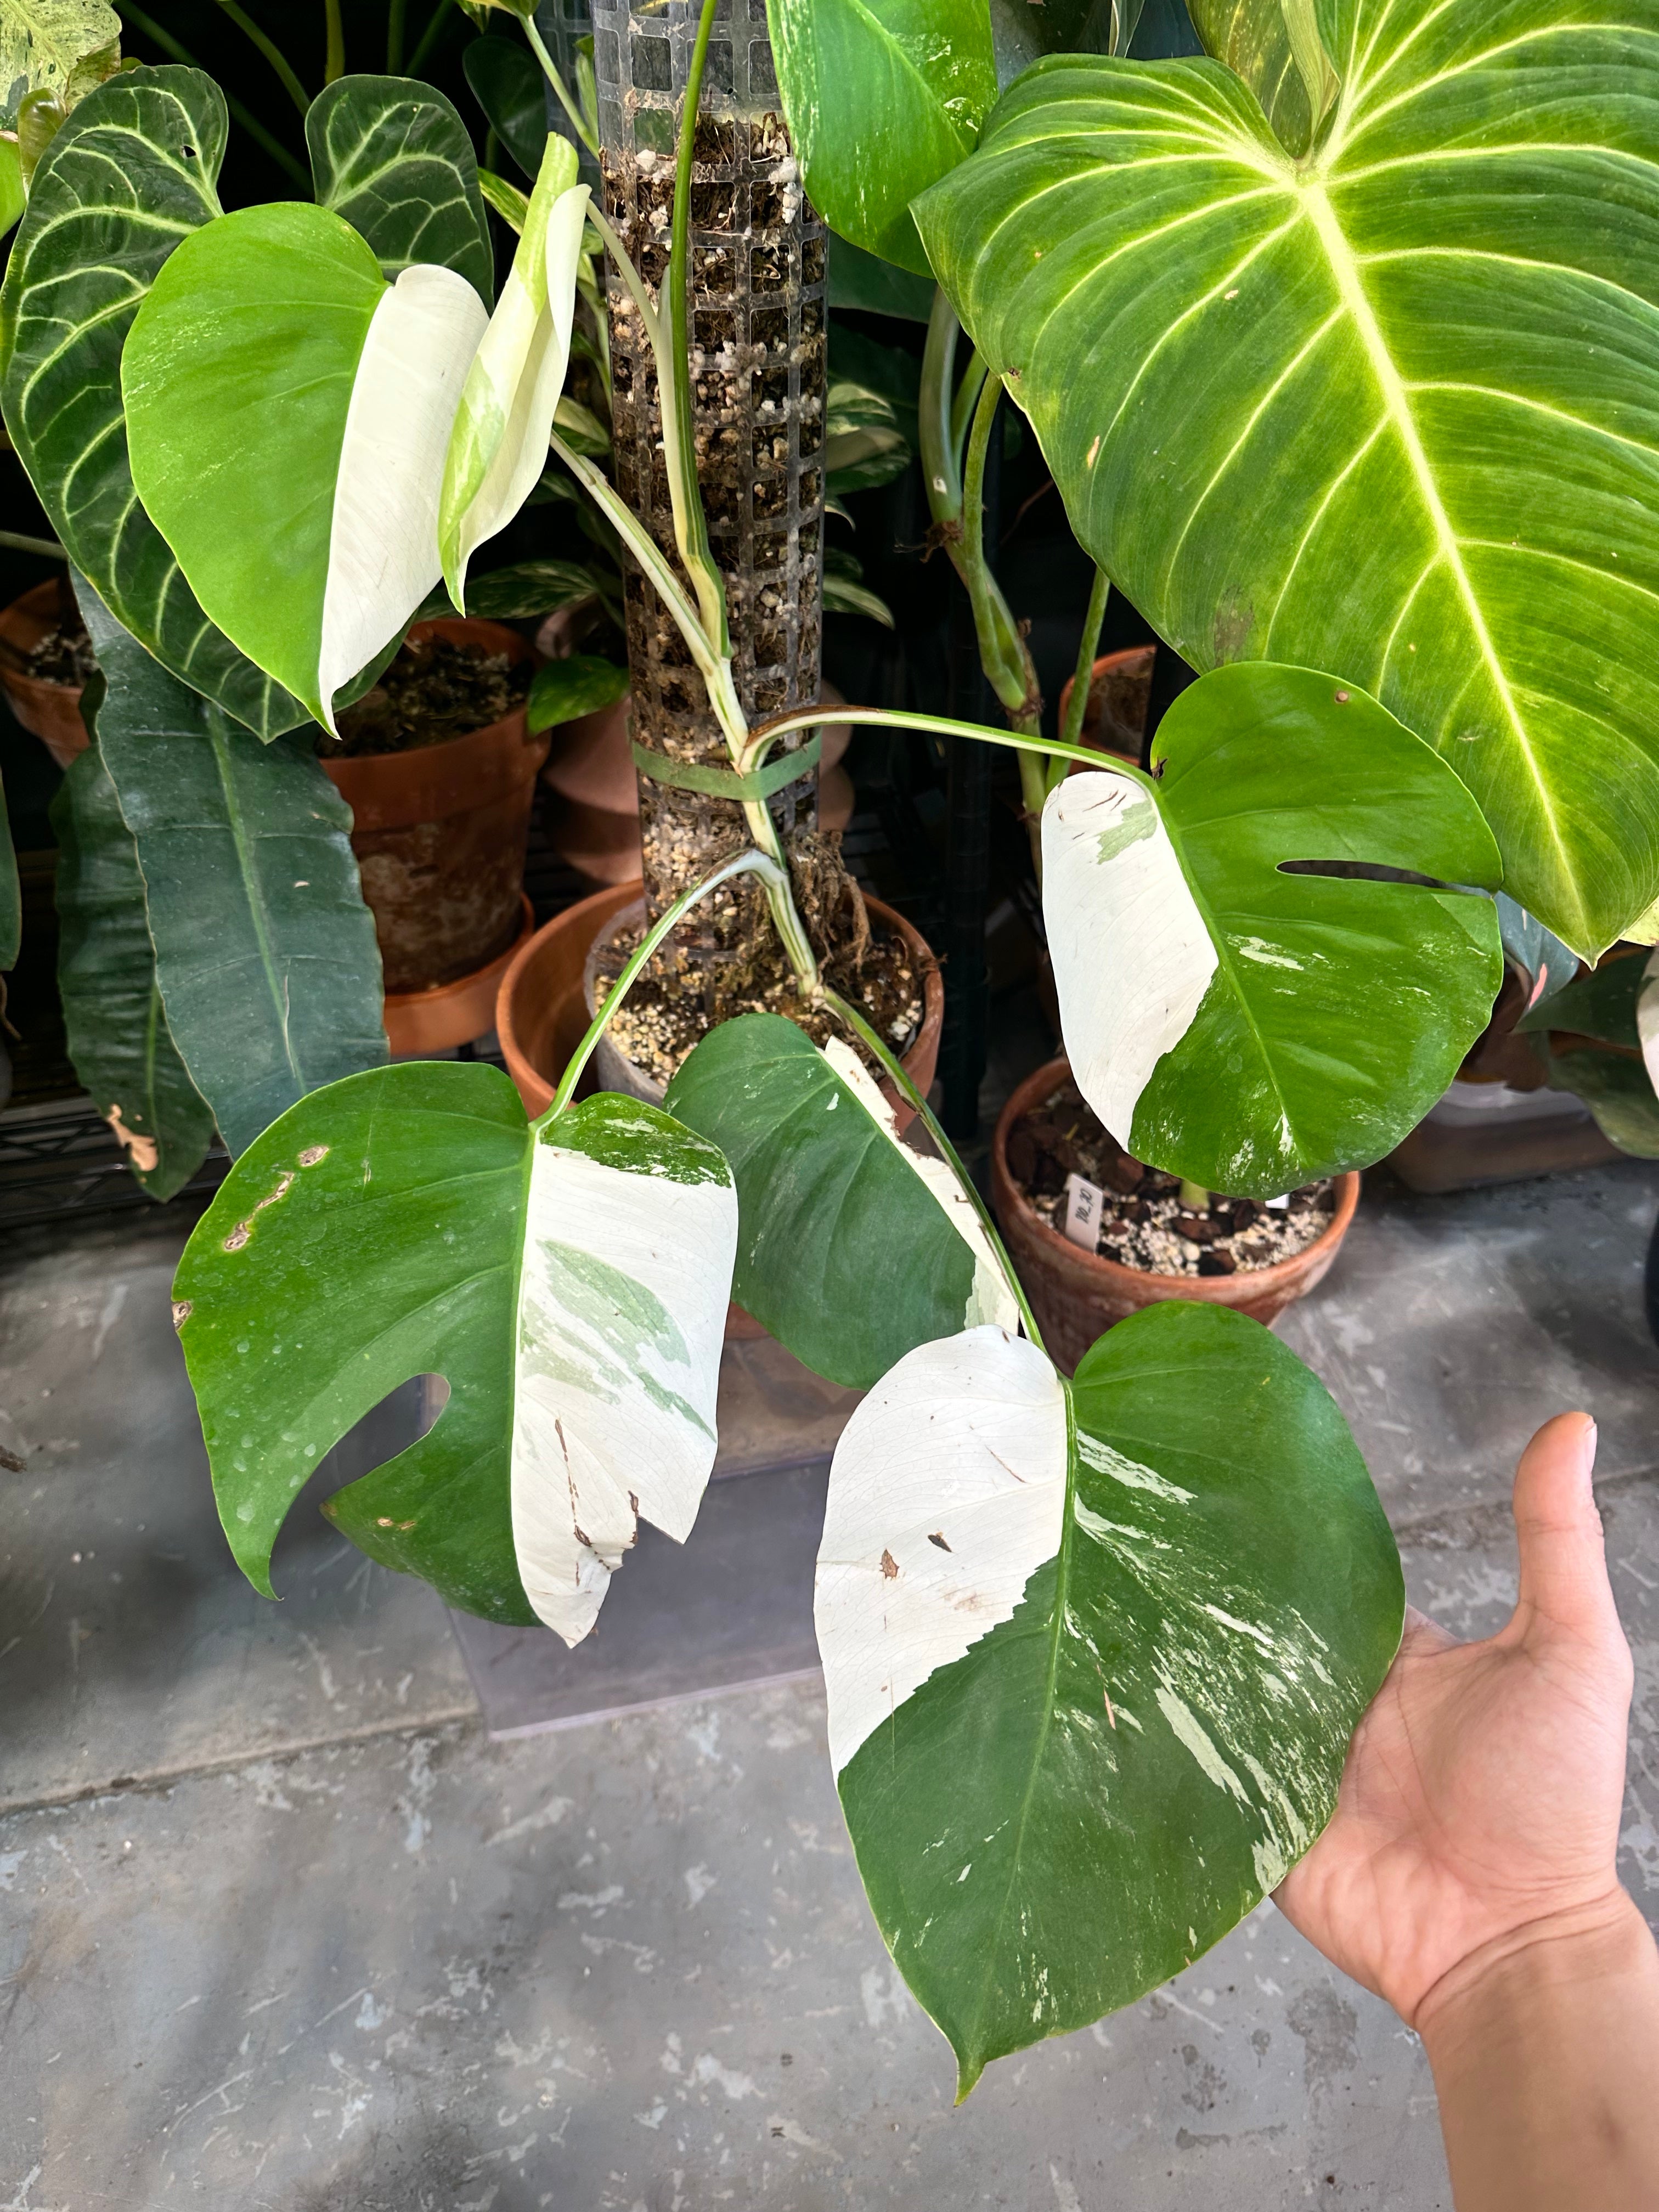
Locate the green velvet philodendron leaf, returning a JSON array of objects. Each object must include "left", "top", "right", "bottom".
[
  {"left": 1, "top": 0, "right": 119, "bottom": 128},
  {"left": 0, "top": 66, "right": 311, "bottom": 738},
  {"left": 766, "top": 0, "right": 999, "bottom": 276},
  {"left": 81, "top": 584, "right": 388, "bottom": 1157},
  {"left": 1187, "top": 0, "right": 1340, "bottom": 159},
  {"left": 914, "top": 5, "right": 1659, "bottom": 957},
  {"left": 172, "top": 1069, "right": 737, "bottom": 1634},
  {"left": 1043, "top": 664, "right": 1504, "bottom": 1198},
  {"left": 49, "top": 733, "right": 216, "bottom": 1201},
  {"left": 464, "top": 36, "right": 547, "bottom": 180},
  {"left": 817, "top": 1303, "right": 1403, "bottom": 2093},
  {"left": 122, "top": 199, "right": 488, "bottom": 732},
  {"left": 307, "top": 73, "right": 494, "bottom": 308},
  {"left": 439, "top": 133, "right": 590, "bottom": 611},
  {"left": 664, "top": 1013, "right": 1019, "bottom": 1390}
]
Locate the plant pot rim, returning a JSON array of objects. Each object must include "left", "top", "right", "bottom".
[
  {"left": 323, "top": 615, "right": 538, "bottom": 781},
  {"left": 992, "top": 1056, "right": 1361, "bottom": 1296}
]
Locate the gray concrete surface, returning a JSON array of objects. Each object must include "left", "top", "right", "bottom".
[{"left": 3, "top": 1160, "right": 1658, "bottom": 2209}]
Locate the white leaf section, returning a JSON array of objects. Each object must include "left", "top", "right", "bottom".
[
  {"left": 821, "top": 1038, "right": 1020, "bottom": 1336},
  {"left": 1042, "top": 771, "right": 1217, "bottom": 1144},
  {"left": 816, "top": 1328, "right": 1067, "bottom": 1776},
  {"left": 316, "top": 263, "right": 488, "bottom": 733},
  {"left": 510, "top": 1138, "right": 737, "bottom": 1645},
  {"left": 1640, "top": 948, "right": 1659, "bottom": 1096}
]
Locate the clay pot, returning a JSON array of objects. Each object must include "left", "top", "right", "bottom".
[
  {"left": 321, "top": 618, "right": 549, "bottom": 1045},
  {"left": 991, "top": 1057, "right": 1361, "bottom": 1372},
  {"left": 1055, "top": 644, "right": 1156, "bottom": 769},
  {"left": 0, "top": 581, "right": 89, "bottom": 769}
]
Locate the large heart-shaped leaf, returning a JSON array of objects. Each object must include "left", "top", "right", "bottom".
[
  {"left": 172, "top": 1069, "right": 737, "bottom": 1635},
  {"left": 1044, "top": 662, "right": 1503, "bottom": 1197},
  {"left": 307, "top": 74, "right": 495, "bottom": 308},
  {"left": 123, "top": 200, "right": 488, "bottom": 730},
  {"left": 1188, "top": 0, "right": 1339, "bottom": 159},
  {"left": 914, "top": 10, "right": 1659, "bottom": 956},
  {"left": 1, "top": 0, "right": 119, "bottom": 127},
  {"left": 0, "top": 66, "right": 311, "bottom": 738},
  {"left": 766, "top": 0, "right": 998, "bottom": 276},
  {"left": 49, "top": 733, "right": 216, "bottom": 1201},
  {"left": 819, "top": 1303, "right": 1403, "bottom": 2092},
  {"left": 665, "top": 1012, "right": 1019, "bottom": 1388},
  {"left": 463, "top": 35, "right": 546, "bottom": 180},
  {"left": 81, "top": 583, "right": 388, "bottom": 1156}
]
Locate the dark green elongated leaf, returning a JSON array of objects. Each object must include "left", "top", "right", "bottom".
[
  {"left": 1547, "top": 1045, "right": 1659, "bottom": 1159},
  {"left": 307, "top": 73, "right": 495, "bottom": 308},
  {"left": 0, "top": 66, "right": 309, "bottom": 738},
  {"left": 1520, "top": 952, "right": 1643, "bottom": 1050},
  {"left": 526, "top": 653, "right": 629, "bottom": 732},
  {"left": 463, "top": 35, "right": 546, "bottom": 180},
  {"left": 1188, "top": 0, "right": 1340, "bottom": 159},
  {"left": 768, "top": 0, "right": 998, "bottom": 276},
  {"left": 825, "top": 234, "right": 936, "bottom": 322},
  {"left": 80, "top": 582, "right": 388, "bottom": 1158},
  {"left": 915, "top": 12, "right": 1659, "bottom": 956},
  {"left": 819, "top": 1304, "right": 1403, "bottom": 2092},
  {"left": 49, "top": 732, "right": 215, "bottom": 1200},
  {"left": 665, "top": 1012, "right": 1019, "bottom": 1388},
  {"left": 173, "top": 1072, "right": 737, "bottom": 1631},
  {"left": 0, "top": 766, "right": 20, "bottom": 970},
  {"left": 1043, "top": 663, "right": 1504, "bottom": 1197}
]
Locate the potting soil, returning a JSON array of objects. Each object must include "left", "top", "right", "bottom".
[{"left": 320, "top": 635, "right": 531, "bottom": 757}]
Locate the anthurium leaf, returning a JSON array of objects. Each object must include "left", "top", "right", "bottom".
[
  {"left": 80, "top": 584, "right": 387, "bottom": 1157},
  {"left": 915, "top": 12, "right": 1659, "bottom": 957},
  {"left": 123, "top": 200, "right": 488, "bottom": 732},
  {"left": 440, "top": 133, "right": 590, "bottom": 611},
  {"left": 1, "top": 0, "right": 119, "bottom": 127},
  {"left": 172, "top": 1072, "right": 737, "bottom": 1634},
  {"left": 464, "top": 35, "right": 546, "bottom": 179},
  {"left": 0, "top": 767, "right": 19, "bottom": 970},
  {"left": 527, "top": 653, "right": 629, "bottom": 732},
  {"left": 825, "top": 234, "right": 936, "bottom": 322},
  {"left": 1548, "top": 1045, "right": 1659, "bottom": 1160},
  {"left": 1519, "top": 952, "right": 1641, "bottom": 1050},
  {"left": 0, "top": 66, "right": 311, "bottom": 738},
  {"left": 1043, "top": 663, "right": 1504, "bottom": 1198},
  {"left": 819, "top": 1304, "right": 1401, "bottom": 2092},
  {"left": 49, "top": 732, "right": 215, "bottom": 1200},
  {"left": 1188, "top": 0, "right": 1339, "bottom": 159},
  {"left": 767, "top": 0, "right": 998, "bottom": 276},
  {"left": 664, "top": 1012, "right": 1019, "bottom": 1389},
  {"left": 307, "top": 72, "right": 494, "bottom": 308}
]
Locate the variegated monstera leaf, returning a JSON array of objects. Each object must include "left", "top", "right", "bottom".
[
  {"left": 172, "top": 1065, "right": 737, "bottom": 1637},
  {"left": 817, "top": 1305, "right": 1403, "bottom": 2091}
]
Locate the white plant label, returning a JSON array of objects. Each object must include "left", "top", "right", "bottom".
[{"left": 1063, "top": 1172, "right": 1104, "bottom": 1251}]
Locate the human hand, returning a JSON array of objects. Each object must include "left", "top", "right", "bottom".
[{"left": 1274, "top": 1412, "right": 1637, "bottom": 2028}]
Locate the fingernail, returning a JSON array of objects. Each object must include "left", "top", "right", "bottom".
[{"left": 1583, "top": 1418, "right": 1599, "bottom": 1479}]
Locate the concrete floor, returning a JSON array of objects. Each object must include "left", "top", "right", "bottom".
[{"left": 3, "top": 1160, "right": 1659, "bottom": 2209}]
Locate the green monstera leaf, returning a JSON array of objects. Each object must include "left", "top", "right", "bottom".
[
  {"left": 0, "top": 66, "right": 311, "bottom": 738},
  {"left": 81, "top": 584, "right": 388, "bottom": 1156},
  {"left": 817, "top": 1303, "right": 1403, "bottom": 2092},
  {"left": 1042, "top": 663, "right": 1503, "bottom": 1197},
  {"left": 307, "top": 74, "right": 495, "bottom": 308},
  {"left": 915, "top": 5, "right": 1659, "bottom": 956},
  {"left": 665, "top": 1013, "right": 1019, "bottom": 1389},
  {"left": 172, "top": 1068, "right": 738, "bottom": 1634},
  {"left": 50, "top": 734, "right": 216, "bottom": 1201}
]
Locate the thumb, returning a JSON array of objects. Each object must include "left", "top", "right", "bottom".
[{"left": 1509, "top": 1412, "right": 1622, "bottom": 1652}]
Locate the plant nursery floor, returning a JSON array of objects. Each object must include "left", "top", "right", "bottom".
[{"left": 4, "top": 1156, "right": 1659, "bottom": 2211}]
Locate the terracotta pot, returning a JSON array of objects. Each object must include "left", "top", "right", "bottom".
[
  {"left": 321, "top": 618, "right": 549, "bottom": 1007},
  {"left": 0, "top": 581, "right": 89, "bottom": 769},
  {"left": 992, "top": 1057, "right": 1361, "bottom": 1372},
  {"left": 1055, "top": 644, "right": 1156, "bottom": 770},
  {"left": 383, "top": 896, "right": 537, "bottom": 1056}
]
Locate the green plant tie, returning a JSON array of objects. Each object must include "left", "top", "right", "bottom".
[{"left": 629, "top": 732, "right": 822, "bottom": 802}]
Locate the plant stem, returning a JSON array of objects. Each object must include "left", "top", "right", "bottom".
[
  {"left": 324, "top": 0, "right": 346, "bottom": 83},
  {"left": 524, "top": 14, "right": 601, "bottom": 159},
  {"left": 0, "top": 529, "right": 66, "bottom": 559},
  {"left": 1178, "top": 1179, "right": 1211, "bottom": 1213},
  {"left": 1058, "top": 565, "right": 1111, "bottom": 772},
  {"left": 919, "top": 289, "right": 964, "bottom": 516},
  {"left": 962, "top": 371, "right": 1038, "bottom": 730},
  {"left": 822, "top": 986, "right": 1046, "bottom": 1354},
  {"left": 661, "top": 0, "right": 730, "bottom": 656},
  {"left": 215, "top": 1, "right": 312, "bottom": 115},
  {"left": 408, "top": 0, "right": 456, "bottom": 75},
  {"left": 742, "top": 703, "right": 1150, "bottom": 794},
  {"left": 540, "top": 849, "right": 788, "bottom": 1123},
  {"left": 121, "top": 5, "right": 312, "bottom": 184},
  {"left": 386, "top": 0, "right": 407, "bottom": 72}
]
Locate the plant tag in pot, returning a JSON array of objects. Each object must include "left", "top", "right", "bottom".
[{"left": 1063, "top": 1172, "right": 1103, "bottom": 1251}]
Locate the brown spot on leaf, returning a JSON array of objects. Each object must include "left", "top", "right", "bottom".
[
  {"left": 298, "top": 1145, "right": 330, "bottom": 1167},
  {"left": 880, "top": 1549, "right": 899, "bottom": 1580},
  {"left": 171, "top": 1300, "right": 193, "bottom": 1332},
  {"left": 223, "top": 1224, "right": 251, "bottom": 1252},
  {"left": 105, "top": 1104, "right": 159, "bottom": 1175},
  {"left": 1334, "top": 689, "right": 1350, "bottom": 704},
  {"left": 377, "top": 1516, "right": 396, "bottom": 1527},
  {"left": 927, "top": 1532, "right": 952, "bottom": 1551}
]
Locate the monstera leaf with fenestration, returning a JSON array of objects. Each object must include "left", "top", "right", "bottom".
[
  {"left": 50, "top": 736, "right": 216, "bottom": 1201},
  {"left": 173, "top": 1066, "right": 737, "bottom": 1637},
  {"left": 665, "top": 1013, "right": 1020, "bottom": 1387},
  {"left": 308, "top": 74, "right": 494, "bottom": 308},
  {"left": 915, "top": 3, "right": 1659, "bottom": 956},
  {"left": 82, "top": 585, "right": 388, "bottom": 1158},
  {"left": 1043, "top": 663, "right": 1503, "bottom": 1197},
  {"left": 817, "top": 1303, "right": 1403, "bottom": 2091},
  {"left": 0, "top": 67, "right": 308, "bottom": 738}
]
